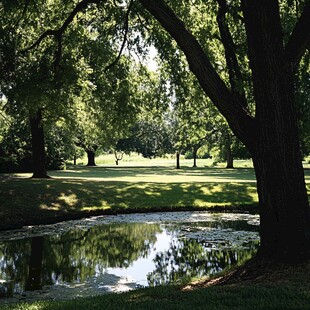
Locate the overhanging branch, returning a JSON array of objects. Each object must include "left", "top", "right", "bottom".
[
  {"left": 104, "top": 0, "right": 133, "bottom": 72},
  {"left": 285, "top": 1, "right": 310, "bottom": 70},
  {"left": 13, "top": 0, "right": 31, "bottom": 29},
  {"left": 22, "top": 0, "right": 101, "bottom": 65},
  {"left": 216, "top": 0, "right": 247, "bottom": 108},
  {"left": 138, "top": 0, "right": 255, "bottom": 146}
]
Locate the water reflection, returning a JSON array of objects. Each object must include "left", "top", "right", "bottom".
[{"left": 0, "top": 215, "right": 259, "bottom": 300}]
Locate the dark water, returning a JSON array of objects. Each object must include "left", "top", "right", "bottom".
[{"left": 0, "top": 214, "right": 259, "bottom": 300}]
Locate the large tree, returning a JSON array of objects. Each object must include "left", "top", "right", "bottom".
[
  {"left": 9, "top": 0, "right": 310, "bottom": 262},
  {"left": 138, "top": 0, "right": 310, "bottom": 262}
]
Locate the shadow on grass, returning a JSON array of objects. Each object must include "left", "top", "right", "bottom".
[
  {"left": 50, "top": 166, "right": 257, "bottom": 182},
  {"left": 0, "top": 177, "right": 258, "bottom": 230}
]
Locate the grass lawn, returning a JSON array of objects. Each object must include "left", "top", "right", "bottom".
[
  {"left": 0, "top": 164, "right": 260, "bottom": 230},
  {"left": 0, "top": 160, "right": 309, "bottom": 230}
]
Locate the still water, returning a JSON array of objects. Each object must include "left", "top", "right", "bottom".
[{"left": 0, "top": 212, "right": 260, "bottom": 302}]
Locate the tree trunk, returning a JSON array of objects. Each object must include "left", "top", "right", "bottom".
[
  {"left": 242, "top": 0, "right": 310, "bottom": 261},
  {"left": 86, "top": 150, "right": 96, "bottom": 166},
  {"left": 225, "top": 143, "right": 234, "bottom": 169},
  {"left": 193, "top": 146, "right": 198, "bottom": 168},
  {"left": 73, "top": 153, "right": 77, "bottom": 165},
  {"left": 253, "top": 149, "right": 310, "bottom": 262},
  {"left": 29, "top": 110, "right": 49, "bottom": 178},
  {"left": 176, "top": 151, "right": 180, "bottom": 169}
]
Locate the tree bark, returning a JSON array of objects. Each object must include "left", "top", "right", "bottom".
[
  {"left": 225, "top": 143, "right": 234, "bottom": 169},
  {"left": 242, "top": 0, "right": 310, "bottom": 261},
  {"left": 86, "top": 150, "right": 96, "bottom": 166},
  {"left": 193, "top": 146, "right": 198, "bottom": 168},
  {"left": 176, "top": 151, "right": 180, "bottom": 169},
  {"left": 29, "top": 110, "right": 49, "bottom": 178}
]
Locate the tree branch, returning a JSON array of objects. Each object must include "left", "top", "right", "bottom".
[
  {"left": 22, "top": 0, "right": 101, "bottom": 60},
  {"left": 138, "top": 0, "right": 255, "bottom": 146},
  {"left": 216, "top": 0, "right": 247, "bottom": 108},
  {"left": 13, "top": 0, "right": 31, "bottom": 29},
  {"left": 104, "top": 0, "right": 133, "bottom": 72},
  {"left": 285, "top": 1, "right": 310, "bottom": 70}
]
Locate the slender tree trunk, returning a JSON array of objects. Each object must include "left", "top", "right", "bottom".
[
  {"left": 29, "top": 110, "right": 48, "bottom": 178},
  {"left": 114, "top": 151, "right": 124, "bottom": 166},
  {"left": 225, "top": 143, "right": 234, "bottom": 168},
  {"left": 176, "top": 151, "right": 180, "bottom": 169},
  {"left": 193, "top": 146, "right": 198, "bottom": 168},
  {"left": 25, "top": 237, "right": 44, "bottom": 291},
  {"left": 73, "top": 153, "right": 77, "bottom": 165},
  {"left": 86, "top": 150, "right": 96, "bottom": 166}
]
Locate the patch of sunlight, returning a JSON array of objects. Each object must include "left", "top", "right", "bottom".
[
  {"left": 57, "top": 193, "right": 78, "bottom": 206},
  {"left": 40, "top": 203, "right": 61, "bottom": 210},
  {"left": 205, "top": 184, "right": 224, "bottom": 193},
  {"left": 144, "top": 190, "right": 161, "bottom": 196},
  {"left": 21, "top": 304, "right": 45, "bottom": 310},
  {"left": 193, "top": 199, "right": 228, "bottom": 206},
  {"left": 11, "top": 172, "right": 32, "bottom": 178},
  {"left": 82, "top": 205, "right": 111, "bottom": 211}
]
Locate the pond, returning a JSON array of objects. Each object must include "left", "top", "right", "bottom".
[{"left": 0, "top": 211, "right": 260, "bottom": 304}]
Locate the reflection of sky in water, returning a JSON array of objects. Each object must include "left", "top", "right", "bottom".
[
  {"left": 0, "top": 212, "right": 260, "bottom": 302},
  {"left": 105, "top": 231, "right": 173, "bottom": 287}
]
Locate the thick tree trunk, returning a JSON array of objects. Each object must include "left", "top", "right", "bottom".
[
  {"left": 176, "top": 151, "right": 180, "bottom": 169},
  {"left": 253, "top": 148, "right": 310, "bottom": 262},
  {"left": 242, "top": 0, "right": 310, "bottom": 261},
  {"left": 225, "top": 143, "right": 234, "bottom": 169},
  {"left": 29, "top": 110, "right": 49, "bottom": 178},
  {"left": 86, "top": 150, "right": 96, "bottom": 166}
]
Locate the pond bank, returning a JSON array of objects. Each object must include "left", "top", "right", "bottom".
[{"left": 0, "top": 204, "right": 259, "bottom": 231}]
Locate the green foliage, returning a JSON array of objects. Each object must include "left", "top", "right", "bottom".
[
  {"left": 0, "top": 116, "right": 75, "bottom": 172},
  {"left": 116, "top": 119, "right": 173, "bottom": 158}
]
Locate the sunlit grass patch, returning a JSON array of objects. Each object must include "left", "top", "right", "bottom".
[{"left": 1, "top": 165, "right": 309, "bottom": 230}]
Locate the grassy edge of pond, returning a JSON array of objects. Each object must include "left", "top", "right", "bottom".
[{"left": 1, "top": 262, "right": 309, "bottom": 310}]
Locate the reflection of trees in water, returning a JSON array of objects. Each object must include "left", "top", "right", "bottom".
[
  {"left": 147, "top": 238, "right": 258, "bottom": 286},
  {"left": 175, "top": 219, "right": 259, "bottom": 232},
  {"left": 0, "top": 223, "right": 161, "bottom": 291},
  {"left": 25, "top": 237, "right": 44, "bottom": 291},
  {"left": 0, "top": 239, "right": 31, "bottom": 294}
]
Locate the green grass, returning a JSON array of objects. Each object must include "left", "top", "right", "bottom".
[
  {"left": 1, "top": 162, "right": 309, "bottom": 230},
  {"left": 0, "top": 281, "right": 309, "bottom": 310},
  {"left": 0, "top": 165, "right": 260, "bottom": 230}
]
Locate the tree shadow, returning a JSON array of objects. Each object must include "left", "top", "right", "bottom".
[
  {"left": 50, "top": 165, "right": 257, "bottom": 182},
  {"left": 0, "top": 176, "right": 258, "bottom": 230}
]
